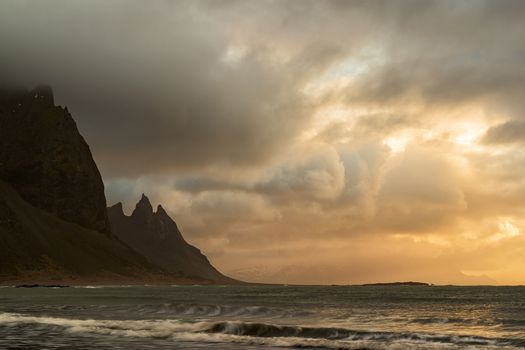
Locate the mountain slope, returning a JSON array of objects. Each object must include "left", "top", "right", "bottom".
[
  {"left": 108, "top": 195, "right": 236, "bottom": 283},
  {"left": 0, "top": 85, "right": 110, "bottom": 234},
  {"left": 0, "top": 179, "right": 157, "bottom": 282},
  {"left": 0, "top": 84, "right": 240, "bottom": 285}
]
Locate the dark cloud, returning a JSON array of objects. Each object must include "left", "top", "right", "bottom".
[
  {"left": 0, "top": 0, "right": 331, "bottom": 177},
  {"left": 483, "top": 121, "right": 525, "bottom": 145},
  {"left": 3, "top": 0, "right": 525, "bottom": 178},
  {"left": 356, "top": 114, "right": 416, "bottom": 134},
  {"left": 322, "top": 0, "right": 525, "bottom": 112},
  {"left": 3, "top": 0, "right": 525, "bottom": 284}
]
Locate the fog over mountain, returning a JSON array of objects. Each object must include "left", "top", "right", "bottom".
[
  {"left": 2, "top": 0, "right": 525, "bottom": 284},
  {"left": 0, "top": 85, "right": 234, "bottom": 284}
]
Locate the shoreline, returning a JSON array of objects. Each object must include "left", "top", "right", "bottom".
[{"left": 0, "top": 275, "right": 248, "bottom": 287}]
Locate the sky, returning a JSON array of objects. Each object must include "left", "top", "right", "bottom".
[{"left": 2, "top": 0, "right": 525, "bottom": 285}]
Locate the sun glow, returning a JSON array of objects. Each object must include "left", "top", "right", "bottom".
[
  {"left": 488, "top": 218, "right": 521, "bottom": 243},
  {"left": 383, "top": 134, "right": 410, "bottom": 153},
  {"left": 451, "top": 122, "right": 487, "bottom": 149}
]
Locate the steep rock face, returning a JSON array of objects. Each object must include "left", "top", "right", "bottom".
[
  {"left": 0, "top": 85, "right": 110, "bottom": 234},
  {"left": 108, "top": 195, "right": 234, "bottom": 283},
  {"left": 0, "top": 179, "right": 157, "bottom": 281}
]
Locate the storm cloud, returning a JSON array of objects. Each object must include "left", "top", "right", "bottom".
[{"left": 2, "top": 0, "right": 525, "bottom": 284}]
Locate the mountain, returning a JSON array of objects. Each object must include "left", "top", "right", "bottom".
[
  {"left": 108, "top": 195, "right": 235, "bottom": 283},
  {"left": 0, "top": 84, "right": 235, "bottom": 284},
  {"left": 0, "top": 85, "right": 110, "bottom": 234},
  {"left": 0, "top": 179, "right": 156, "bottom": 282}
]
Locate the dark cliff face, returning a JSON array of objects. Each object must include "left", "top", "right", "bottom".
[
  {"left": 0, "top": 85, "right": 110, "bottom": 234},
  {"left": 108, "top": 195, "right": 235, "bottom": 283},
  {"left": 0, "top": 84, "right": 238, "bottom": 284},
  {"left": 0, "top": 179, "right": 155, "bottom": 280}
]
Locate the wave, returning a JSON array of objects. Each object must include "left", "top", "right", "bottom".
[
  {"left": 3, "top": 302, "right": 308, "bottom": 320},
  {"left": 132, "top": 303, "right": 309, "bottom": 318},
  {"left": 204, "top": 321, "right": 514, "bottom": 345},
  {"left": 0, "top": 312, "right": 522, "bottom": 349},
  {"left": 0, "top": 312, "right": 200, "bottom": 338},
  {"left": 409, "top": 316, "right": 525, "bottom": 328}
]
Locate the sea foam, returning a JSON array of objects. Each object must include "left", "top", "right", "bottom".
[{"left": 0, "top": 312, "right": 520, "bottom": 350}]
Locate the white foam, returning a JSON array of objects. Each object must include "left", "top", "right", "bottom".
[
  {"left": 0, "top": 312, "right": 204, "bottom": 338},
  {"left": 0, "top": 312, "right": 518, "bottom": 350}
]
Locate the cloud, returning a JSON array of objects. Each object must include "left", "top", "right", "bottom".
[
  {"left": 375, "top": 148, "right": 467, "bottom": 233},
  {"left": 483, "top": 121, "right": 525, "bottom": 144},
  {"left": 0, "top": 0, "right": 326, "bottom": 177},
  {"left": 3, "top": 0, "right": 525, "bottom": 284},
  {"left": 255, "top": 145, "right": 346, "bottom": 201},
  {"left": 379, "top": 149, "right": 465, "bottom": 207}
]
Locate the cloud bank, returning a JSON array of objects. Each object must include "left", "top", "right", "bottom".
[{"left": 2, "top": 0, "right": 525, "bottom": 284}]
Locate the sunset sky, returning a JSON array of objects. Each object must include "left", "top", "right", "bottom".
[{"left": 2, "top": 0, "right": 525, "bottom": 285}]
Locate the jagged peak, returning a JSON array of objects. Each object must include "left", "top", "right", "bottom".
[
  {"left": 138, "top": 193, "right": 152, "bottom": 207},
  {"left": 108, "top": 202, "right": 124, "bottom": 216},
  {"left": 131, "top": 193, "right": 153, "bottom": 219},
  {"left": 155, "top": 204, "right": 175, "bottom": 221}
]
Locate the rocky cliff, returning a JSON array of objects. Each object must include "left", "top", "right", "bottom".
[
  {"left": 0, "top": 84, "right": 238, "bottom": 284},
  {"left": 108, "top": 195, "right": 235, "bottom": 283},
  {"left": 0, "top": 85, "right": 110, "bottom": 234},
  {"left": 0, "top": 85, "right": 158, "bottom": 282},
  {"left": 0, "top": 179, "right": 155, "bottom": 281}
]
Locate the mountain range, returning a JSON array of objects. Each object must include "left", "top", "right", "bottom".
[{"left": 0, "top": 85, "right": 237, "bottom": 285}]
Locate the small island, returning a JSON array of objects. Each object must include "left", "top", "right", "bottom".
[{"left": 362, "top": 281, "right": 431, "bottom": 286}]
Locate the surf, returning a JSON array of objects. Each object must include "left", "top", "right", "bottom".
[{"left": 1, "top": 312, "right": 522, "bottom": 350}]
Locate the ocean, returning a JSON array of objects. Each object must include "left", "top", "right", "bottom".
[{"left": 0, "top": 285, "right": 523, "bottom": 349}]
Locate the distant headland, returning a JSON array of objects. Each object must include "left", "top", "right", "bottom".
[{"left": 362, "top": 281, "right": 431, "bottom": 286}]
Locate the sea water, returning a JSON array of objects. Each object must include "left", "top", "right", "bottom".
[{"left": 0, "top": 285, "right": 524, "bottom": 349}]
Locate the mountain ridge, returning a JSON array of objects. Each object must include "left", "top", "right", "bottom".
[
  {"left": 108, "top": 195, "right": 237, "bottom": 284},
  {"left": 0, "top": 179, "right": 160, "bottom": 283},
  {"left": 0, "top": 84, "right": 239, "bottom": 285}
]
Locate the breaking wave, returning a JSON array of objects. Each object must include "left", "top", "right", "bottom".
[{"left": 1, "top": 312, "right": 522, "bottom": 349}]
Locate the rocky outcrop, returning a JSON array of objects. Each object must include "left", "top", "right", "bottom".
[
  {"left": 0, "top": 85, "right": 110, "bottom": 234},
  {"left": 108, "top": 195, "right": 235, "bottom": 283}
]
